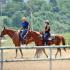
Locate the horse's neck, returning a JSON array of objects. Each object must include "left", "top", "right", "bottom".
[
  {"left": 6, "top": 29, "right": 16, "bottom": 38},
  {"left": 30, "top": 31, "right": 40, "bottom": 39}
]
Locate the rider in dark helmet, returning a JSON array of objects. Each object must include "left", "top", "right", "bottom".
[{"left": 43, "top": 20, "right": 50, "bottom": 45}]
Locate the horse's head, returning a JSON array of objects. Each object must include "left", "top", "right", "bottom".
[{"left": 0, "top": 27, "right": 6, "bottom": 37}]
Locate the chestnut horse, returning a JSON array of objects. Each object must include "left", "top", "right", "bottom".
[
  {"left": 42, "top": 33, "right": 66, "bottom": 58},
  {"left": 0, "top": 27, "right": 48, "bottom": 58}
]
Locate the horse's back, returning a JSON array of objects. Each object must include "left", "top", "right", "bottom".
[{"left": 51, "top": 34, "right": 63, "bottom": 38}]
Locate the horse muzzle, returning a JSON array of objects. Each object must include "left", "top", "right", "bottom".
[{"left": 0, "top": 35, "right": 4, "bottom": 39}]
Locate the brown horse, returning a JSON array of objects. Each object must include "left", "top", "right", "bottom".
[
  {"left": 42, "top": 33, "right": 66, "bottom": 58},
  {"left": 0, "top": 27, "right": 48, "bottom": 58}
]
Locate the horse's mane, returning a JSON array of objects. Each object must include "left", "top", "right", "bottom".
[
  {"left": 5, "top": 28, "right": 17, "bottom": 33},
  {"left": 29, "top": 30, "right": 41, "bottom": 37},
  {"left": 33, "top": 31, "right": 41, "bottom": 35}
]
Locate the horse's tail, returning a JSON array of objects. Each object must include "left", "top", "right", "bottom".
[
  {"left": 62, "top": 37, "right": 65, "bottom": 45},
  {"left": 62, "top": 37, "right": 66, "bottom": 52}
]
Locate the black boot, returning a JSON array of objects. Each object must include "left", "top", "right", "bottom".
[{"left": 45, "top": 41, "right": 48, "bottom": 45}]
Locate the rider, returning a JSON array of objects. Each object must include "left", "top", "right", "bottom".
[
  {"left": 19, "top": 17, "right": 30, "bottom": 41},
  {"left": 43, "top": 20, "right": 50, "bottom": 45}
]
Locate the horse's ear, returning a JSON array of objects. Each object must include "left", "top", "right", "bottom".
[{"left": 4, "top": 27, "right": 5, "bottom": 30}]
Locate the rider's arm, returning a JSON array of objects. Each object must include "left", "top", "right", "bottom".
[
  {"left": 28, "top": 23, "right": 31, "bottom": 30},
  {"left": 18, "top": 27, "right": 23, "bottom": 33}
]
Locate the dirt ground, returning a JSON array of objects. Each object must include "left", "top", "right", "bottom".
[
  {"left": 3, "top": 60, "right": 70, "bottom": 70},
  {"left": 1, "top": 48, "right": 70, "bottom": 70}
]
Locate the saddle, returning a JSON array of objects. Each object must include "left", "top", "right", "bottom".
[{"left": 48, "top": 34, "right": 55, "bottom": 41}]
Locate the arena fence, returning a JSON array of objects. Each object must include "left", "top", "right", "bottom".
[{"left": 0, "top": 45, "right": 70, "bottom": 70}]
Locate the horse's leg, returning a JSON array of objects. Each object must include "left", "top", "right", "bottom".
[
  {"left": 63, "top": 48, "right": 66, "bottom": 52},
  {"left": 55, "top": 48, "right": 61, "bottom": 58},
  {"left": 34, "top": 49, "right": 38, "bottom": 58},
  {"left": 15, "top": 45, "right": 23, "bottom": 58},
  {"left": 42, "top": 48, "right": 48, "bottom": 58},
  {"left": 15, "top": 49, "right": 18, "bottom": 58},
  {"left": 55, "top": 49, "right": 58, "bottom": 58},
  {"left": 57, "top": 48, "right": 62, "bottom": 57},
  {"left": 34, "top": 49, "right": 37, "bottom": 58},
  {"left": 59, "top": 48, "right": 61, "bottom": 57},
  {"left": 19, "top": 48, "right": 23, "bottom": 58},
  {"left": 34, "top": 49, "right": 40, "bottom": 58}
]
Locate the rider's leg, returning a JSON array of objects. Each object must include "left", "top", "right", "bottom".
[
  {"left": 20, "top": 29, "right": 27, "bottom": 41},
  {"left": 44, "top": 32, "right": 50, "bottom": 45},
  {"left": 44, "top": 33, "right": 48, "bottom": 45},
  {"left": 45, "top": 37, "right": 48, "bottom": 45}
]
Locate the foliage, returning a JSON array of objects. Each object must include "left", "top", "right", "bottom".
[{"left": 0, "top": 0, "right": 70, "bottom": 33}]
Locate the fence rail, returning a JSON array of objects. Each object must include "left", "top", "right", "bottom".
[
  {"left": 0, "top": 45, "right": 70, "bottom": 70},
  {"left": 0, "top": 45, "right": 70, "bottom": 49}
]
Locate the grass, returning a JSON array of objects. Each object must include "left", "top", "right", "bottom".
[
  {"left": 1, "top": 35, "right": 14, "bottom": 47},
  {"left": 61, "top": 33, "right": 70, "bottom": 45}
]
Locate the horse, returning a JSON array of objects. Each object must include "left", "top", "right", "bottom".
[
  {"left": 41, "top": 33, "right": 66, "bottom": 58},
  {"left": 0, "top": 27, "right": 48, "bottom": 58}
]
